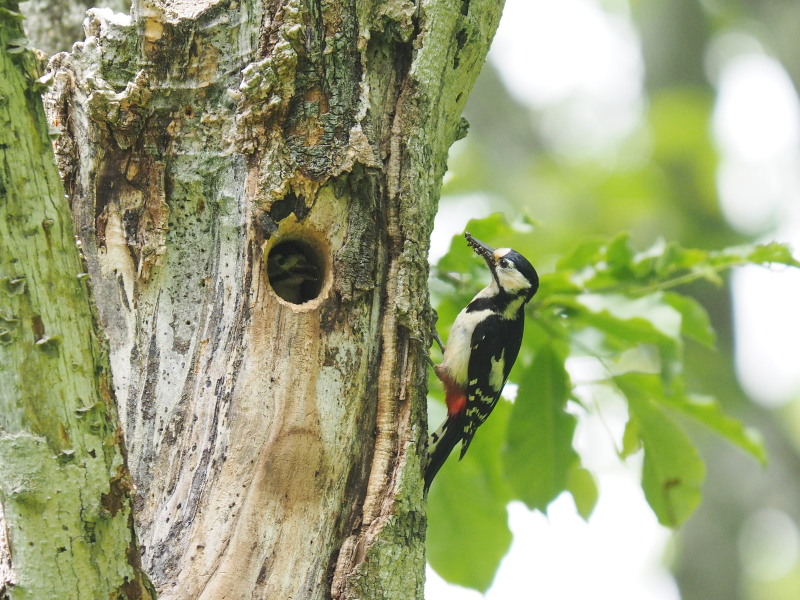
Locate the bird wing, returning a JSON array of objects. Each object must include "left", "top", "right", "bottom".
[{"left": 460, "top": 315, "right": 523, "bottom": 458}]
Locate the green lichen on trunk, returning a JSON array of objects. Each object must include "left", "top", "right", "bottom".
[{"left": 0, "top": 2, "right": 151, "bottom": 598}]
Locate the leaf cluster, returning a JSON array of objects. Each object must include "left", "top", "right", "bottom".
[{"left": 426, "top": 214, "right": 798, "bottom": 591}]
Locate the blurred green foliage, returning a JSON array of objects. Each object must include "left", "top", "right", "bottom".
[
  {"left": 427, "top": 214, "right": 795, "bottom": 590},
  {"left": 425, "top": 2, "right": 800, "bottom": 594}
]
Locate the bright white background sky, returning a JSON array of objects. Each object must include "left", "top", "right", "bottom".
[{"left": 427, "top": 0, "right": 800, "bottom": 598}]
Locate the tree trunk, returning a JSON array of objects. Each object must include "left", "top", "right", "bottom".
[
  {"left": 0, "top": 3, "right": 152, "bottom": 598},
  {"left": 11, "top": 0, "right": 503, "bottom": 597}
]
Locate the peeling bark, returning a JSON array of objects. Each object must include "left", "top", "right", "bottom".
[{"left": 31, "top": 0, "right": 504, "bottom": 597}]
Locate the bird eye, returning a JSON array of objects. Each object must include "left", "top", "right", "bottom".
[{"left": 499, "top": 258, "right": 509, "bottom": 269}]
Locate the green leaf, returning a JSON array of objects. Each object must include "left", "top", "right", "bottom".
[
  {"left": 566, "top": 465, "right": 598, "bottom": 520},
  {"left": 606, "top": 232, "right": 636, "bottom": 276},
  {"left": 503, "top": 345, "right": 578, "bottom": 511},
  {"left": 746, "top": 241, "right": 800, "bottom": 267},
  {"left": 426, "top": 400, "right": 513, "bottom": 592},
  {"left": 561, "top": 293, "right": 682, "bottom": 359},
  {"left": 435, "top": 241, "right": 479, "bottom": 280},
  {"left": 463, "top": 212, "right": 514, "bottom": 242},
  {"left": 0, "top": 8, "right": 26, "bottom": 21},
  {"left": 616, "top": 372, "right": 705, "bottom": 527},
  {"left": 666, "top": 393, "right": 767, "bottom": 465},
  {"left": 652, "top": 240, "right": 708, "bottom": 277},
  {"left": 662, "top": 292, "right": 716, "bottom": 347},
  {"left": 621, "top": 415, "right": 642, "bottom": 458},
  {"left": 538, "top": 271, "right": 582, "bottom": 296},
  {"left": 577, "top": 293, "right": 681, "bottom": 339},
  {"left": 556, "top": 238, "right": 606, "bottom": 270}
]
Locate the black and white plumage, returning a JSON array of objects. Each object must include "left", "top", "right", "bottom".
[{"left": 425, "top": 232, "right": 539, "bottom": 492}]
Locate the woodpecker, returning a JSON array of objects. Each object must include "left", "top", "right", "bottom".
[{"left": 425, "top": 232, "right": 539, "bottom": 492}]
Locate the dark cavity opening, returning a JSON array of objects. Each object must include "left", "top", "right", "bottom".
[{"left": 266, "top": 238, "right": 325, "bottom": 304}]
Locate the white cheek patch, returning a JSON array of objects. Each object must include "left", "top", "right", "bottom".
[
  {"left": 497, "top": 267, "right": 532, "bottom": 292},
  {"left": 492, "top": 248, "right": 532, "bottom": 292}
]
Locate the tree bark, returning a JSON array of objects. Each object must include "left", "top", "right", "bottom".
[
  {"left": 27, "top": 0, "right": 503, "bottom": 597},
  {"left": 0, "top": 3, "right": 152, "bottom": 598}
]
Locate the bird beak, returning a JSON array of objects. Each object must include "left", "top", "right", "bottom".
[{"left": 464, "top": 232, "right": 495, "bottom": 267}]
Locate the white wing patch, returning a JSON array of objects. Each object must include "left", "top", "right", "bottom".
[{"left": 489, "top": 350, "right": 506, "bottom": 392}]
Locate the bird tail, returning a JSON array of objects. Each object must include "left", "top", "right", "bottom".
[{"left": 424, "top": 414, "right": 465, "bottom": 493}]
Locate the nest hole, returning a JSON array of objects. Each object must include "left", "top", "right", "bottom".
[{"left": 266, "top": 237, "right": 326, "bottom": 305}]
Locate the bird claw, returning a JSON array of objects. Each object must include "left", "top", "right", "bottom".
[{"left": 432, "top": 329, "right": 445, "bottom": 353}]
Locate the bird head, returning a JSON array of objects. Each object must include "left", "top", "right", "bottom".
[{"left": 464, "top": 231, "right": 539, "bottom": 302}]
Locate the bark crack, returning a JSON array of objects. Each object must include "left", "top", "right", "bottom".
[{"left": 330, "top": 71, "right": 418, "bottom": 599}]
